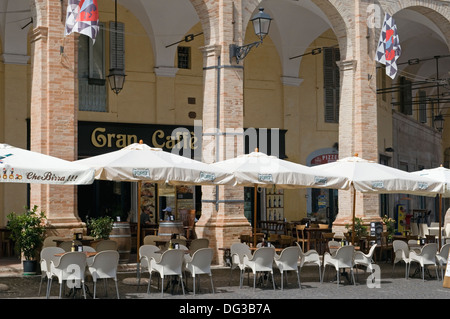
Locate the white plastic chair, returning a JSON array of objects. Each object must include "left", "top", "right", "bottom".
[
  {"left": 138, "top": 244, "right": 160, "bottom": 288},
  {"left": 393, "top": 240, "right": 411, "bottom": 279},
  {"left": 296, "top": 242, "right": 322, "bottom": 283},
  {"left": 444, "top": 223, "right": 450, "bottom": 239},
  {"left": 328, "top": 240, "right": 340, "bottom": 256},
  {"left": 410, "top": 223, "right": 419, "bottom": 237},
  {"left": 43, "top": 236, "right": 64, "bottom": 248},
  {"left": 48, "top": 252, "right": 87, "bottom": 299},
  {"left": 229, "top": 243, "right": 252, "bottom": 286},
  {"left": 354, "top": 243, "right": 377, "bottom": 281},
  {"left": 322, "top": 245, "right": 355, "bottom": 286},
  {"left": 419, "top": 223, "right": 429, "bottom": 238},
  {"left": 243, "top": 247, "right": 276, "bottom": 291},
  {"left": 274, "top": 246, "right": 301, "bottom": 290},
  {"left": 87, "top": 250, "right": 120, "bottom": 299},
  {"left": 409, "top": 243, "right": 439, "bottom": 281},
  {"left": 38, "top": 246, "right": 64, "bottom": 297},
  {"left": 184, "top": 248, "right": 214, "bottom": 295},
  {"left": 436, "top": 243, "right": 450, "bottom": 280},
  {"left": 95, "top": 239, "right": 118, "bottom": 252},
  {"left": 143, "top": 235, "right": 160, "bottom": 246},
  {"left": 83, "top": 246, "right": 96, "bottom": 265},
  {"left": 148, "top": 249, "right": 186, "bottom": 297}
]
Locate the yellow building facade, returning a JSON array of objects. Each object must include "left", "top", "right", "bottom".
[{"left": 0, "top": 0, "right": 449, "bottom": 263}]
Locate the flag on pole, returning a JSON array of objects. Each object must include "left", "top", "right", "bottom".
[
  {"left": 375, "top": 13, "right": 401, "bottom": 79},
  {"left": 65, "top": 0, "right": 100, "bottom": 43}
]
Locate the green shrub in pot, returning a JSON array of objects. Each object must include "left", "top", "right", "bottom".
[{"left": 86, "top": 216, "right": 114, "bottom": 240}]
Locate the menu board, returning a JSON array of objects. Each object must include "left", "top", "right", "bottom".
[{"left": 140, "top": 182, "right": 156, "bottom": 223}]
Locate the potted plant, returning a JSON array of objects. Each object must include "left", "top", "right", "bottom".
[
  {"left": 382, "top": 215, "right": 396, "bottom": 242},
  {"left": 7, "top": 205, "right": 47, "bottom": 275},
  {"left": 345, "top": 217, "right": 368, "bottom": 243},
  {"left": 86, "top": 216, "right": 114, "bottom": 240}
]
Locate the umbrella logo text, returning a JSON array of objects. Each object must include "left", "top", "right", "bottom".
[
  {"left": 199, "top": 171, "right": 216, "bottom": 182},
  {"left": 417, "top": 182, "right": 429, "bottom": 190},
  {"left": 371, "top": 181, "right": 385, "bottom": 189},
  {"left": 132, "top": 168, "right": 150, "bottom": 178},
  {"left": 258, "top": 174, "right": 273, "bottom": 183},
  {"left": 314, "top": 176, "right": 328, "bottom": 185}
]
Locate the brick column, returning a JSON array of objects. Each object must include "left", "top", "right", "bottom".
[
  {"left": 334, "top": 1, "right": 381, "bottom": 232},
  {"left": 30, "top": 0, "right": 83, "bottom": 236},
  {"left": 195, "top": 1, "right": 252, "bottom": 264}
]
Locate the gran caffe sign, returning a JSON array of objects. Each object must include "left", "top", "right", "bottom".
[{"left": 78, "top": 121, "right": 287, "bottom": 159}]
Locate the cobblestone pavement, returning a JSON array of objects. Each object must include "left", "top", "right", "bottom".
[
  {"left": 0, "top": 258, "right": 448, "bottom": 317},
  {"left": 0, "top": 259, "right": 449, "bottom": 301}
]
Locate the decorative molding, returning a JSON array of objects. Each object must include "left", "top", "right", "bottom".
[
  {"left": 30, "top": 26, "right": 48, "bottom": 43},
  {"left": 1, "top": 54, "right": 30, "bottom": 65},
  {"left": 281, "top": 76, "right": 304, "bottom": 87},
  {"left": 154, "top": 66, "right": 179, "bottom": 77},
  {"left": 336, "top": 59, "right": 357, "bottom": 72},
  {"left": 199, "top": 44, "right": 221, "bottom": 58}
]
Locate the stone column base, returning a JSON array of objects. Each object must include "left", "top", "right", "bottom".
[
  {"left": 45, "top": 218, "right": 87, "bottom": 238},
  {"left": 195, "top": 215, "right": 251, "bottom": 265}
]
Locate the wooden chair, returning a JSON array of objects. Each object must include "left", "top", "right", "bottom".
[
  {"left": 295, "top": 225, "right": 307, "bottom": 251},
  {"left": 378, "top": 232, "right": 393, "bottom": 262},
  {"left": 322, "top": 232, "right": 335, "bottom": 253},
  {"left": 425, "top": 234, "right": 436, "bottom": 244},
  {"left": 278, "top": 235, "right": 294, "bottom": 248}
]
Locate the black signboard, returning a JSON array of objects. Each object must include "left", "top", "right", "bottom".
[{"left": 78, "top": 121, "right": 286, "bottom": 159}]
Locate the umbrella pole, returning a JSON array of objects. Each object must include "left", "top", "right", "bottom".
[
  {"left": 352, "top": 188, "right": 356, "bottom": 246},
  {"left": 254, "top": 186, "right": 257, "bottom": 247},
  {"left": 137, "top": 181, "right": 141, "bottom": 262},
  {"left": 439, "top": 194, "right": 442, "bottom": 251}
]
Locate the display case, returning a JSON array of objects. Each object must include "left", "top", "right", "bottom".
[{"left": 266, "top": 188, "right": 284, "bottom": 221}]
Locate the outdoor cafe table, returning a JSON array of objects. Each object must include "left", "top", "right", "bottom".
[
  {"left": 304, "top": 228, "right": 331, "bottom": 254},
  {"left": 249, "top": 246, "right": 283, "bottom": 253},
  {"left": 53, "top": 237, "right": 96, "bottom": 247},
  {"left": 54, "top": 251, "right": 97, "bottom": 258}
]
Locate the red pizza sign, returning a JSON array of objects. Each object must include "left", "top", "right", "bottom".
[{"left": 310, "top": 154, "right": 338, "bottom": 165}]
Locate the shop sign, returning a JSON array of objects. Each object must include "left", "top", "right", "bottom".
[
  {"left": 310, "top": 153, "right": 338, "bottom": 165},
  {"left": 79, "top": 121, "right": 287, "bottom": 159}
]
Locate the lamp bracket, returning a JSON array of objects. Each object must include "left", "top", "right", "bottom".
[{"left": 229, "top": 40, "right": 262, "bottom": 64}]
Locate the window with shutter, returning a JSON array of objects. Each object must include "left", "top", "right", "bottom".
[
  {"left": 323, "top": 47, "right": 340, "bottom": 123},
  {"left": 400, "top": 77, "right": 412, "bottom": 115},
  {"left": 78, "top": 23, "right": 107, "bottom": 112},
  {"left": 178, "top": 46, "right": 191, "bottom": 69},
  {"left": 418, "top": 90, "right": 427, "bottom": 123},
  {"left": 110, "top": 21, "right": 125, "bottom": 70}
]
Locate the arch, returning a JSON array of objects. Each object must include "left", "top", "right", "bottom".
[
  {"left": 189, "top": 0, "right": 218, "bottom": 47},
  {"left": 0, "top": 0, "right": 30, "bottom": 64},
  {"left": 247, "top": 0, "right": 350, "bottom": 79}
]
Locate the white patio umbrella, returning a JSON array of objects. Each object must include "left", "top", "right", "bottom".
[
  {"left": 314, "top": 155, "right": 446, "bottom": 245},
  {"left": 75, "top": 141, "right": 234, "bottom": 185},
  {"left": 411, "top": 165, "right": 450, "bottom": 249},
  {"left": 210, "top": 150, "right": 351, "bottom": 246},
  {"left": 0, "top": 143, "right": 95, "bottom": 185},
  {"left": 74, "top": 141, "right": 236, "bottom": 259}
]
